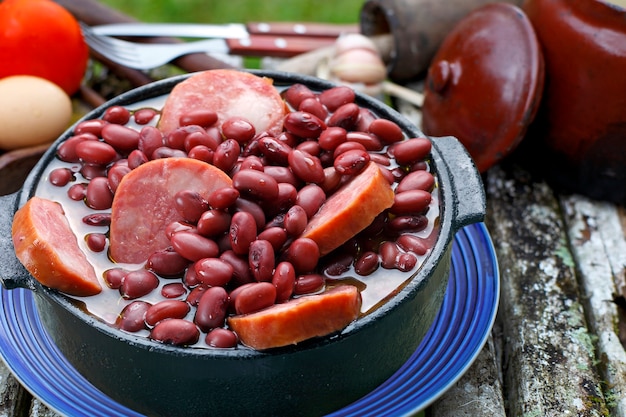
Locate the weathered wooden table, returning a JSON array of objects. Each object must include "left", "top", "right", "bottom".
[{"left": 2, "top": 132, "right": 625, "bottom": 417}]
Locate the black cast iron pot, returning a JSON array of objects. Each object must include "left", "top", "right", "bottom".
[{"left": 0, "top": 70, "right": 485, "bottom": 417}]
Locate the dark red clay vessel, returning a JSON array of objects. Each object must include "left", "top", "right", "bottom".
[
  {"left": 522, "top": 0, "right": 626, "bottom": 202},
  {"left": 421, "top": 3, "right": 544, "bottom": 173}
]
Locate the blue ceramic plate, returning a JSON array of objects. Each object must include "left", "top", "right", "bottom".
[{"left": 0, "top": 222, "right": 498, "bottom": 417}]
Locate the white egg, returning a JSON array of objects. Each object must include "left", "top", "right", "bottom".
[{"left": 0, "top": 75, "right": 72, "bottom": 150}]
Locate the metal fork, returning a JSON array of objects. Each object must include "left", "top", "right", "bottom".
[{"left": 80, "top": 22, "right": 230, "bottom": 70}]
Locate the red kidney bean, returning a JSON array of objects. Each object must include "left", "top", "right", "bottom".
[
  {"left": 333, "top": 140, "right": 367, "bottom": 159},
  {"left": 295, "top": 184, "right": 326, "bottom": 219},
  {"left": 257, "top": 136, "right": 292, "bottom": 165},
  {"left": 75, "top": 140, "right": 117, "bottom": 165},
  {"left": 188, "top": 145, "right": 214, "bottom": 163},
  {"left": 57, "top": 135, "right": 89, "bottom": 162},
  {"left": 86, "top": 233, "right": 107, "bottom": 252},
  {"left": 116, "top": 301, "right": 151, "bottom": 332},
  {"left": 327, "top": 102, "right": 360, "bottom": 130},
  {"left": 67, "top": 183, "right": 87, "bottom": 201},
  {"left": 390, "top": 190, "right": 432, "bottom": 215},
  {"left": 194, "top": 258, "right": 234, "bottom": 287},
  {"left": 334, "top": 149, "right": 371, "bottom": 176},
  {"left": 288, "top": 149, "right": 325, "bottom": 184},
  {"left": 103, "top": 105, "right": 131, "bottom": 125},
  {"left": 397, "top": 170, "right": 435, "bottom": 193},
  {"left": 234, "top": 282, "right": 276, "bottom": 315},
  {"left": 295, "top": 140, "right": 321, "bottom": 157},
  {"left": 275, "top": 182, "right": 298, "bottom": 212},
  {"left": 232, "top": 169, "right": 279, "bottom": 202},
  {"left": 183, "top": 264, "right": 200, "bottom": 287},
  {"left": 179, "top": 109, "right": 218, "bottom": 128},
  {"left": 283, "top": 83, "right": 316, "bottom": 109},
  {"left": 222, "top": 116, "right": 256, "bottom": 144},
  {"left": 150, "top": 319, "right": 200, "bottom": 346},
  {"left": 346, "top": 131, "right": 383, "bottom": 151},
  {"left": 127, "top": 149, "right": 148, "bottom": 169},
  {"left": 133, "top": 108, "right": 157, "bottom": 125},
  {"left": 82, "top": 213, "right": 111, "bottom": 226},
  {"left": 285, "top": 237, "right": 320, "bottom": 273},
  {"left": 220, "top": 250, "right": 254, "bottom": 286},
  {"left": 184, "top": 130, "right": 219, "bottom": 152},
  {"left": 151, "top": 146, "right": 187, "bottom": 159},
  {"left": 275, "top": 131, "right": 298, "bottom": 147},
  {"left": 75, "top": 118, "right": 108, "bottom": 137},
  {"left": 368, "top": 153, "right": 391, "bottom": 166},
  {"left": 205, "top": 328, "right": 238, "bottom": 348},
  {"left": 238, "top": 155, "right": 264, "bottom": 172},
  {"left": 321, "top": 166, "right": 342, "bottom": 193},
  {"left": 355, "top": 251, "right": 380, "bottom": 276},
  {"left": 138, "top": 126, "right": 164, "bottom": 158},
  {"left": 273, "top": 261, "right": 296, "bottom": 302},
  {"left": 107, "top": 162, "right": 131, "bottom": 193},
  {"left": 283, "top": 205, "right": 308, "bottom": 236},
  {"left": 146, "top": 300, "right": 190, "bottom": 327},
  {"left": 322, "top": 253, "right": 353, "bottom": 276},
  {"left": 165, "top": 221, "right": 196, "bottom": 239},
  {"left": 171, "top": 231, "right": 220, "bottom": 262},
  {"left": 213, "top": 138, "right": 241, "bottom": 173},
  {"left": 396, "top": 234, "right": 429, "bottom": 256},
  {"left": 228, "top": 211, "right": 257, "bottom": 255},
  {"left": 120, "top": 270, "right": 159, "bottom": 299},
  {"left": 49, "top": 167, "right": 73, "bottom": 186},
  {"left": 101, "top": 123, "right": 141, "bottom": 153},
  {"left": 166, "top": 125, "right": 203, "bottom": 150},
  {"left": 368, "top": 118, "right": 404, "bottom": 144},
  {"left": 174, "top": 190, "right": 209, "bottom": 224},
  {"left": 356, "top": 107, "right": 376, "bottom": 132},
  {"left": 263, "top": 165, "right": 300, "bottom": 187},
  {"left": 293, "top": 274, "right": 325, "bottom": 295},
  {"left": 161, "top": 282, "right": 187, "bottom": 298},
  {"left": 257, "top": 227, "right": 287, "bottom": 252},
  {"left": 283, "top": 111, "right": 326, "bottom": 139},
  {"left": 186, "top": 285, "right": 208, "bottom": 307},
  {"left": 248, "top": 239, "right": 275, "bottom": 282},
  {"left": 318, "top": 85, "right": 355, "bottom": 111},
  {"left": 147, "top": 248, "right": 189, "bottom": 276},
  {"left": 196, "top": 209, "right": 231, "bottom": 237},
  {"left": 208, "top": 186, "right": 240, "bottom": 210},
  {"left": 318, "top": 126, "right": 347, "bottom": 151},
  {"left": 380, "top": 241, "right": 400, "bottom": 269},
  {"left": 298, "top": 96, "right": 327, "bottom": 120},
  {"left": 85, "top": 177, "right": 113, "bottom": 210},
  {"left": 392, "top": 137, "right": 432, "bottom": 165},
  {"left": 396, "top": 252, "right": 418, "bottom": 272},
  {"left": 388, "top": 215, "right": 429, "bottom": 233},
  {"left": 80, "top": 163, "right": 107, "bottom": 180},
  {"left": 103, "top": 267, "right": 128, "bottom": 289},
  {"left": 232, "top": 198, "right": 265, "bottom": 230}
]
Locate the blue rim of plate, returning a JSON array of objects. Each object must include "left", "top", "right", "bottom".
[{"left": 0, "top": 222, "right": 498, "bottom": 417}]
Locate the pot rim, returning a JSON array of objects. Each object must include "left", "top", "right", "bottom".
[{"left": 18, "top": 69, "right": 465, "bottom": 358}]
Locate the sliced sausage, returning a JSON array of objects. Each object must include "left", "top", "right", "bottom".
[
  {"left": 12, "top": 196, "right": 101, "bottom": 296},
  {"left": 109, "top": 157, "right": 232, "bottom": 263},
  {"left": 228, "top": 285, "right": 361, "bottom": 350},
  {"left": 300, "top": 161, "right": 395, "bottom": 255},
  {"left": 159, "top": 69, "right": 286, "bottom": 136}
]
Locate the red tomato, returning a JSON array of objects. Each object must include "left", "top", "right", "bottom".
[{"left": 0, "top": 0, "right": 89, "bottom": 95}]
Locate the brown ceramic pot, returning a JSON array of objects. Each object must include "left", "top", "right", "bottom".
[{"left": 522, "top": 0, "right": 626, "bottom": 202}]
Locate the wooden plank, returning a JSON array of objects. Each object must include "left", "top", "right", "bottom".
[
  {"left": 561, "top": 195, "right": 626, "bottom": 416},
  {"left": 0, "top": 360, "right": 31, "bottom": 417},
  {"left": 484, "top": 164, "right": 609, "bottom": 416},
  {"left": 428, "top": 335, "right": 506, "bottom": 416}
]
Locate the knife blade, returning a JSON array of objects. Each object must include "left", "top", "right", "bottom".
[{"left": 91, "top": 22, "right": 358, "bottom": 39}]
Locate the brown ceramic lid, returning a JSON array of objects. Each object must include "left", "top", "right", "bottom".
[{"left": 421, "top": 3, "right": 544, "bottom": 173}]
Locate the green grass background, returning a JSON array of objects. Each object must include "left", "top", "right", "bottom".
[{"left": 98, "top": 0, "right": 365, "bottom": 25}]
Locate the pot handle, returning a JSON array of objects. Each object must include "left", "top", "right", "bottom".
[
  {"left": 431, "top": 135, "right": 486, "bottom": 230},
  {"left": 0, "top": 192, "right": 37, "bottom": 291}
]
